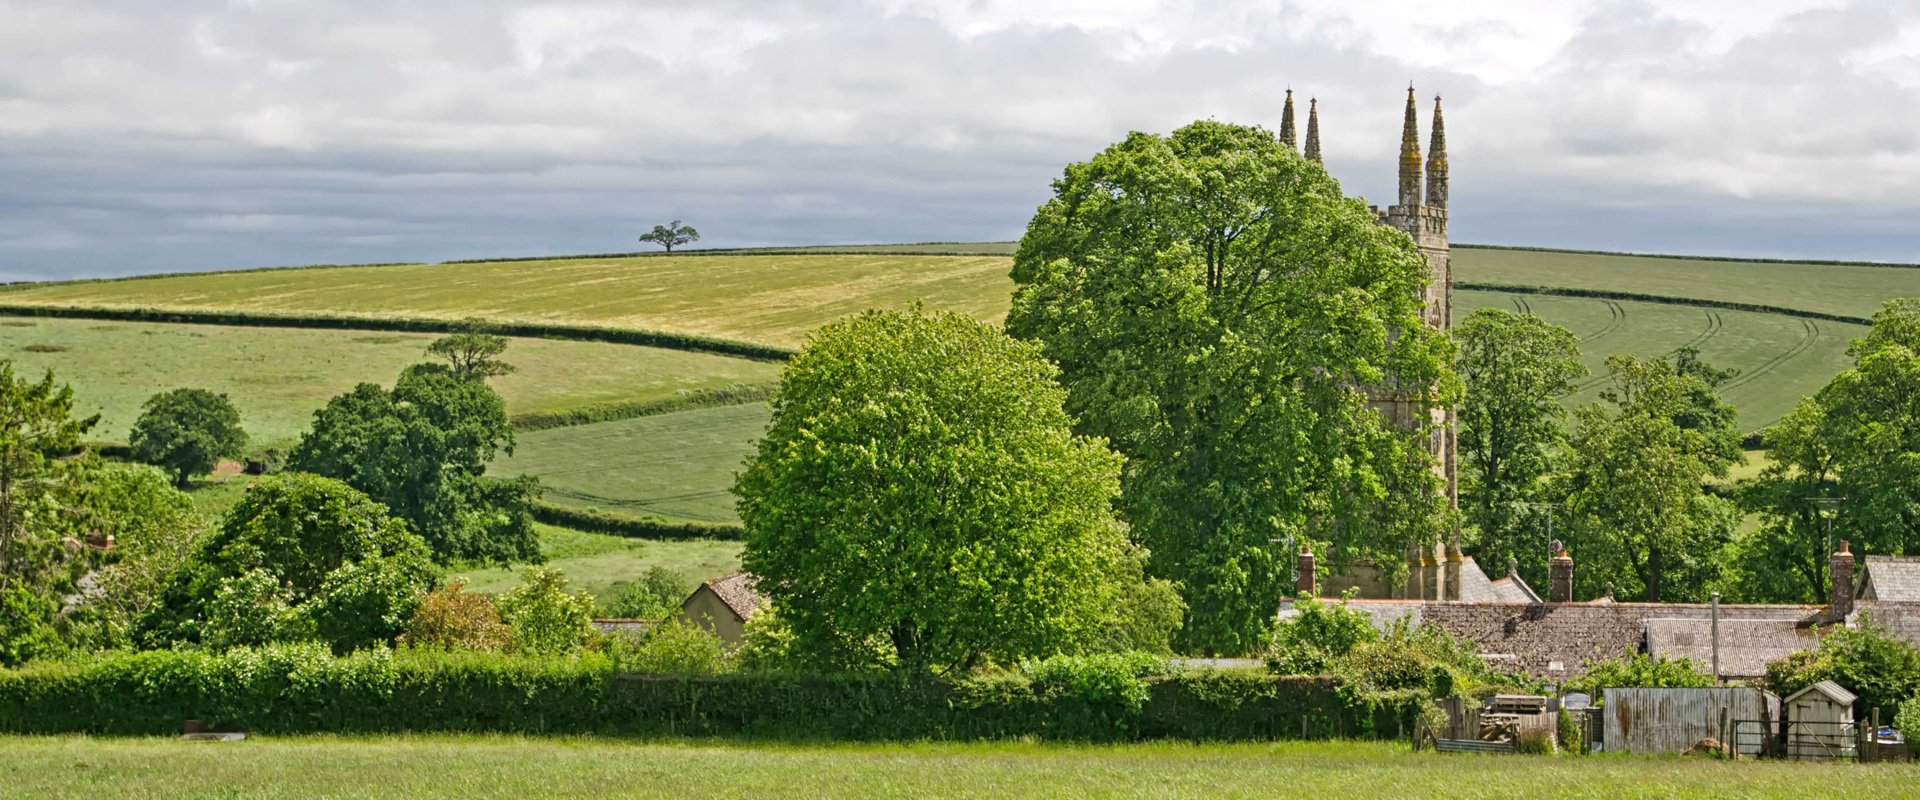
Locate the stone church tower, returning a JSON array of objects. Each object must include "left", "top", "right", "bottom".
[{"left": 1294, "top": 87, "right": 1459, "bottom": 600}]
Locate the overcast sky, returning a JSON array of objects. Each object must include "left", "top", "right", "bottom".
[{"left": 2, "top": 0, "right": 1918, "bottom": 280}]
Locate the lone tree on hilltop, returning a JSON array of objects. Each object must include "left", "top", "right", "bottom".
[
  {"left": 735, "top": 307, "right": 1176, "bottom": 674},
  {"left": 639, "top": 220, "right": 699, "bottom": 252},
  {"left": 426, "top": 318, "right": 515, "bottom": 381},
  {"left": 130, "top": 388, "right": 248, "bottom": 488},
  {"left": 1005, "top": 120, "right": 1455, "bottom": 655}
]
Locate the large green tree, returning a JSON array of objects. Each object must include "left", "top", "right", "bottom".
[
  {"left": 736, "top": 308, "right": 1162, "bottom": 673},
  {"left": 1454, "top": 308, "right": 1585, "bottom": 585},
  {"left": 289, "top": 367, "right": 539, "bottom": 565},
  {"left": 1004, "top": 120, "right": 1453, "bottom": 654},
  {"left": 0, "top": 364, "right": 102, "bottom": 664},
  {"left": 138, "top": 473, "right": 436, "bottom": 651},
  {"left": 1559, "top": 356, "right": 1738, "bottom": 602},
  {"left": 130, "top": 388, "right": 248, "bottom": 487},
  {"left": 1740, "top": 299, "right": 1920, "bottom": 600},
  {"left": 425, "top": 318, "right": 515, "bottom": 382}
]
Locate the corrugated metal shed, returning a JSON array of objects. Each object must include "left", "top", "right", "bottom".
[{"left": 1601, "top": 688, "right": 1780, "bottom": 755}]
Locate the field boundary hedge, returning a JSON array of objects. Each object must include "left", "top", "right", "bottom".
[
  {"left": 511, "top": 383, "right": 774, "bottom": 432},
  {"left": 0, "top": 262, "right": 430, "bottom": 294},
  {"left": 0, "top": 304, "right": 796, "bottom": 362},
  {"left": 1456, "top": 243, "right": 1920, "bottom": 270},
  {"left": 442, "top": 245, "right": 1016, "bottom": 264},
  {"left": 530, "top": 500, "right": 746, "bottom": 540},
  {"left": 1457, "top": 282, "right": 1874, "bottom": 326},
  {"left": 0, "top": 649, "right": 1411, "bottom": 741}
]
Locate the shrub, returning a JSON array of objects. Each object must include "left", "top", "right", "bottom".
[
  {"left": 0, "top": 588, "right": 63, "bottom": 667},
  {"left": 1762, "top": 615, "right": 1920, "bottom": 721},
  {"left": 1896, "top": 695, "right": 1920, "bottom": 752},
  {"left": 611, "top": 619, "right": 733, "bottom": 675},
  {"left": 1020, "top": 653, "right": 1170, "bottom": 714},
  {"left": 602, "top": 567, "right": 689, "bottom": 620},
  {"left": 1558, "top": 707, "right": 1585, "bottom": 754},
  {"left": 200, "top": 569, "right": 309, "bottom": 650},
  {"left": 402, "top": 581, "right": 509, "bottom": 652},
  {"left": 496, "top": 567, "right": 596, "bottom": 655},
  {"left": 1566, "top": 649, "right": 1714, "bottom": 696},
  {"left": 1267, "top": 593, "right": 1377, "bottom": 675}
]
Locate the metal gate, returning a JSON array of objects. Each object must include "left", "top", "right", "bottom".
[{"left": 1731, "top": 719, "right": 1862, "bottom": 761}]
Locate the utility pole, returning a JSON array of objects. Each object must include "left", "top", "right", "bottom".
[
  {"left": 1806, "top": 497, "right": 1847, "bottom": 592},
  {"left": 1516, "top": 501, "right": 1561, "bottom": 565}
]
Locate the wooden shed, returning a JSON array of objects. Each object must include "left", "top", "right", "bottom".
[{"left": 1783, "top": 680, "right": 1856, "bottom": 761}]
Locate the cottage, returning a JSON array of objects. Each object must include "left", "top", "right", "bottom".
[{"left": 678, "top": 572, "right": 762, "bottom": 644}]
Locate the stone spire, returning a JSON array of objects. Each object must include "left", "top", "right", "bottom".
[
  {"left": 1426, "top": 95, "right": 1448, "bottom": 209},
  {"left": 1279, "top": 89, "right": 1297, "bottom": 149},
  {"left": 1397, "top": 84, "right": 1423, "bottom": 208},
  {"left": 1303, "top": 98, "right": 1321, "bottom": 163}
]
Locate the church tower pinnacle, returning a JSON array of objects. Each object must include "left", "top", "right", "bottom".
[
  {"left": 1398, "top": 85, "right": 1423, "bottom": 209},
  {"left": 1426, "top": 95, "right": 1448, "bottom": 209},
  {"left": 1303, "top": 98, "right": 1321, "bottom": 163},
  {"left": 1279, "top": 89, "right": 1297, "bottom": 149}
]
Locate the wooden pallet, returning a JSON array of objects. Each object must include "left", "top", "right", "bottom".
[{"left": 1435, "top": 738, "right": 1515, "bottom": 754}]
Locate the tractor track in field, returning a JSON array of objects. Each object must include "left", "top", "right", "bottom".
[
  {"left": 1668, "top": 309, "right": 1724, "bottom": 354},
  {"left": 1718, "top": 318, "right": 1820, "bottom": 393},
  {"left": 1510, "top": 295, "right": 1533, "bottom": 315},
  {"left": 1579, "top": 300, "right": 1626, "bottom": 345}
]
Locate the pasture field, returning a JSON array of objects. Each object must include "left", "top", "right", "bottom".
[
  {"left": 0, "top": 317, "right": 778, "bottom": 447},
  {"left": 491, "top": 402, "right": 770, "bottom": 523},
  {"left": 1, "top": 735, "right": 1914, "bottom": 800},
  {"left": 452, "top": 526, "right": 742, "bottom": 602}
]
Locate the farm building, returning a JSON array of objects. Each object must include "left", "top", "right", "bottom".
[
  {"left": 1783, "top": 681, "right": 1857, "bottom": 761},
  {"left": 1285, "top": 539, "right": 1920, "bottom": 682},
  {"left": 678, "top": 572, "right": 762, "bottom": 644}
]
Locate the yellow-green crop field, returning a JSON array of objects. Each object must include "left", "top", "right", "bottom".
[{"left": 0, "top": 735, "right": 1914, "bottom": 800}]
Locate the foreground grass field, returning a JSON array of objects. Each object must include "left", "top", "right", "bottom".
[
  {"left": 0, "top": 317, "right": 778, "bottom": 446},
  {"left": 452, "top": 526, "right": 741, "bottom": 602},
  {"left": 1, "top": 735, "right": 1913, "bottom": 800}
]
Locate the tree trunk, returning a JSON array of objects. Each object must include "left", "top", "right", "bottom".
[{"left": 177, "top": 467, "right": 192, "bottom": 489}]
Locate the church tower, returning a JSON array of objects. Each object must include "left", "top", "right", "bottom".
[{"left": 1283, "top": 86, "right": 1457, "bottom": 600}]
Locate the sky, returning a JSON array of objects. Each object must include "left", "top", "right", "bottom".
[{"left": 2, "top": 0, "right": 1918, "bottom": 280}]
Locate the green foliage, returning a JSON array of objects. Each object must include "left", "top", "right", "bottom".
[
  {"left": 602, "top": 566, "right": 688, "bottom": 620},
  {"left": 1005, "top": 120, "right": 1455, "bottom": 654},
  {"left": 1267, "top": 594, "right": 1379, "bottom": 676},
  {"left": 137, "top": 473, "right": 437, "bottom": 651},
  {"left": 0, "top": 646, "right": 1408, "bottom": 741},
  {"left": 1762, "top": 615, "right": 1920, "bottom": 721},
  {"left": 200, "top": 568, "right": 310, "bottom": 650},
  {"left": 1019, "top": 653, "right": 1169, "bottom": 714},
  {"left": 1331, "top": 619, "right": 1492, "bottom": 709},
  {"left": 1895, "top": 695, "right": 1920, "bottom": 746},
  {"left": 1564, "top": 650, "right": 1713, "bottom": 696},
  {"left": 291, "top": 366, "right": 539, "bottom": 565},
  {"left": 496, "top": 567, "right": 596, "bottom": 655},
  {"left": 1455, "top": 308, "right": 1585, "bottom": 585},
  {"left": 610, "top": 619, "right": 733, "bottom": 675},
  {"left": 1559, "top": 356, "right": 1739, "bottom": 601},
  {"left": 59, "top": 465, "right": 207, "bottom": 650},
  {"left": 638, "top": 220, "right": 700, "bottom": 253},
  {"left": 425, "top": 318, "right": 515, "bottom": 381},
  {"left": 0, "top": 587, "right": 62, "bottom": 667},
  {"left": 0, "top": 362, "right": 99, "bottom": 601},
  {"left": 401, "top": 581, "right": 508, "bottom": 652},
  {"left": 1558, "top": 706, "right": 1585, "bottom": 754},
  {"left": 528, "top": 500, "right": 744, "bottom": 540},
  {"left": 129, "top": 388, "right": 248, "bottom": 487},
  {"left": 737, "top": 307, "right": 1153, "bottom": 673}
]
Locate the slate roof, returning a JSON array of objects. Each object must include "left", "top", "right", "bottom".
[
  {"left": 1858, "top": 556, "right": 1920, "bottom": 602},
  {"left": 1645, "top": 618, "right": 1820, "bottom": 679},
  {"left": 693, "top": 572, "right": 763, "bottom": 622},
  {"left": 1785, "top": 679, "right": 1856, "bottom": 706}
]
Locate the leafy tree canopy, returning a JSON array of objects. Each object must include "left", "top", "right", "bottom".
[
  {"left": 290, "top": 367, "right": 540, "bottom": 565},
  {"left": 1005, "top": 119, "right": 1455, "bottom": 654},
  {"left": 638, "top": 220, "right": 699, "bottom": 252},
  {"left": 425, "top": 318, "right": 515, "bottom": 381},
  {"left": 130, "top": 388, "right": 248, "bottom": 487},
  {"left": 1454, "top": 308, "right": 1585, "bottom": 586},
  {"left": 137, "top": 473, "right": 436, "bottom": 651},
  {"left": 736, "top": 307, "right": 1157, "bottom": 674}
]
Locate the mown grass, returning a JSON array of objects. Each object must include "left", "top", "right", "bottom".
[
  {"left": 0, "top": 317, "right": 778, "bottom": 448},
  {"left": 451, "top": 526, "right": 741, "bottom": 602},
  {"left": 0, "top": 735, "right": 1913, "bottom": 800},
  {"left": 491, "top": 402, "right": 769, "bottom": 524}
]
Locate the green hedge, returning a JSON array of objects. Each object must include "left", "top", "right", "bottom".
[
  {"left": 0, "top": 304, "right": 795, "bottom": 363},
  {"left": 512, "top": 384, "right": 775, "bottom": 432},
  {"left": 529, "top": 500, "right": 746, "bottom": 541},
  {"left": 1456, "top": 282, "right": 1874, "bottom": 326},
  {"left": 0, "top": 648, "right": 1409, "bottom": 741},
  {"left": 442, "top": 243, "right": 1016, "bottom": 265}
]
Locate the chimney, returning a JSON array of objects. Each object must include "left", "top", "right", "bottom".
[
  {"left": 1295, "top": 542, "right": 1316, "bottom": 597},
  {"left": 1831, "top": 540, "right": 1856, "bottom": 619},
  {"left": 1549, "top": 540, "right": 1574, "bottom": 603}
]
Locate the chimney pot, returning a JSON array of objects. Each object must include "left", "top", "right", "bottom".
[
  {"left": 1549, "top": 543, "right": 1575, "bottom": 603},
  {"left": 1295, "top": 543, "right": 1316, "bottom": 597}
]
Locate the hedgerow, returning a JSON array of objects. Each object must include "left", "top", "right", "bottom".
[
  {"left": 510, "top": 383, "right": 775, "bottom": 431},
  {"left": 1456, "top": 243, "right": 1920, "bottom": 271},
  {"left": 0, "top": 305, "right": 795, "bottom": 362},
  {"left": 528, "top": 501, "right": 746, "bottom": 540},
  {"left": 1455, "top": 283, "right": 1873, "bottom": 326},
  {"left": 0, "top": 646, "right": 1414, "bottom": 741}
]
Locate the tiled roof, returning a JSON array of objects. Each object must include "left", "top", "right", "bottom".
[
  {"left": 692, "top": 572, "right": 762, "bottom": 622},
  {"left": 1645, "top": 618, "right": 1819, "bottom": 679},
  {"left": 1859, "top": 556, "right": 1920, "bottom": 602}
]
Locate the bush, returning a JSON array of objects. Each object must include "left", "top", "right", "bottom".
[
  {"left": 1896, "top": 695, "right": 1920, "bottom": 752},
  {"left": 496, "top": 568, "right": 596, "bottom": 655},
  {"left": 1020, "top": 653, "right": 1169, "bottom": 714},
  {"left": 1566, "top": 649, "right": 1714, "bottom": 696},
  {"left": 1558, "top": 707, "right": 1585, "bottom": 754},
  {"left": 200, "top": 569, "right": 309, "bottom": 650},
  {"left": 1267, "top": 593, "right": 1378, "bottom": 676},
  {"left": 1762, "top": 615, "right": 1920, "bottom": 721},
  {"left": 401, "top": 581, "right": 509, "bottom": 652},
  {"left": 602, "top": 567, "right": 689, "bottom": 620},
  {"left": 610, "top": 619, "right": 732, "bottom": 675}
]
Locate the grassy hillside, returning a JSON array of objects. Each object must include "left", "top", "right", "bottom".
[
  {"left": 492, "top": 402, "right": 769, "bottom": 523},
  {"left": 0, "top": 317, "right": 779, "bottom": 447}
]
